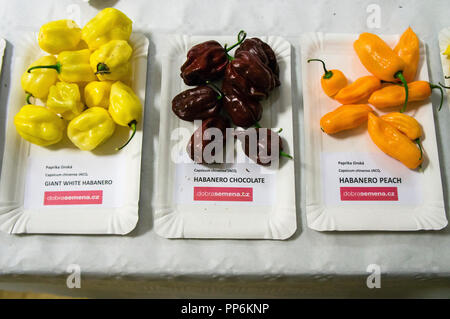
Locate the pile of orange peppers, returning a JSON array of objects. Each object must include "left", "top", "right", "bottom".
[{"left": 310, "top": 27, "right": 446, "bottom": 170}]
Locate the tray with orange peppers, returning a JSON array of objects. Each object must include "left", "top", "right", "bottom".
[{"left": 301, "top": 28, "right": 447, "bottom": 231}]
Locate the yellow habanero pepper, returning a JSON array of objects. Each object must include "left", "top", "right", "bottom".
[
  {"left": 368, "top": 81, "right": 444, "bottom": 111},
  {"left": 81, "top": 8, "right": 132, "bottom": 50},
  {"left": 27, "top": 49, "right": 97, "bottom": 83},
  {"left": 14, "top": 105, "right": 65, "bottom": 146},
  {"left": 334, "top": 76, "right": 381, "bottom": 105},
  {"left": 38, "top": 19, "right": 81, "bottom": 54},
  {"left": 84, "top": 81, "right": 113, "bottom": 108},
  {"left": 68, "top": 107, "right": 115, "bottom": 151},
  {"left": 21, "top": 55, "right": 58, "bottom": 102},
  {"left": 90, "top": 40, "right": 132, "bottom": 81},
  {"left": 46, "top": 82, "right": 84, "bottom": 120},
  {"left": 320, "top": 104, "right": 373, "bottom": 134},
  {"left": 307, "top": 58, "right": 348, "bottom": 97},
  {"left": 394, "top": 27, "right": 420, "bottom": 83},
  {"left": 367, "top": 112, "right": 422, "bottom": 169},
  {"left": 380, "top": 112, "right": 422, "bottom": 140},
  {"left": 109, "top": 81, "right": 142, "bottom": 150},
  {"left": 354, "top": 33, "right": 409, "bottom": 111}
]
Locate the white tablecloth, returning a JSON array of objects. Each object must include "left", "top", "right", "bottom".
[{"left": 0, "top": 0, "right": 449, "bottom": 298}]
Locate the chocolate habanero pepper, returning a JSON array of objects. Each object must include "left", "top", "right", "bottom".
[
  {"left": 307, "top": 58, "right": 348, "bottom": 97},
  {"left": 27, "top": 49, "right": 97, "bottom": 83},
  {"left": 334, "top": 76, "right": 381, "bottom": 105},
  {"left": 221, "top": 75, "right": 262, "bottom": 128},
  {"left": 354, "top": 33, "right": 409, "bottom": 111},
  {"left": 235, "top": 128, "right": 292, "bottom": 166},
  {"left": 235, "top": 37, "right": 280, "bottom": 86},
  {"left": 367, "top": 112, "right": 422, "bottom": 169},
  {"left": 180, "top": 30, "right": 247, "bottom": 86},
  {"left": 368, "top": 81, "right": 444, "bottom": 111},
  {"left": 172, "top": 84, "right": 222, "bottom": 121},
  {"left": 394, "top": 27, "right": 420, "bottom": 83},
  {"left": 320, "top": 104, "right": 373, "bottom": 134},
  {"left": 109, "top": 81, "right": 142, "bottom": 150},
  {"left": 186, "top": 116, "right": 230, "bottom": 164}
]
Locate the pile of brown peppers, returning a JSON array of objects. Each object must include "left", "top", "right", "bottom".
[{"left": 171, "top": 30, "right": 292, "bottom": 165}]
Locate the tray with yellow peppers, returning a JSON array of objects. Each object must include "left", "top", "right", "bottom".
[
  {"left": 16, "top": 7, "right": 146, "bottom": 151},
  {"left": 309, "top": 27, "right": 446, "bottom": 170},
  {"left": 438, "top": 26, "right": 450, "bottom": 109}
]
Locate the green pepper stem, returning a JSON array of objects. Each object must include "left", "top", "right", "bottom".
[
  {"left": 278, "top": 128, "right": 283, "bottom": 133},
  {"left": 307, "top": 58, "right": 333, "bottom": 79},
  {"left": 253, "top": 122, "right": 261, "bottom": 128},
  {"left": 225, "top": 30, "right": 247, "bottom": 53},
  {"left": 439, "top": 82, "right": 450, "bottom": 89},
  {"left": 27, "top": 62, "right": 61, "bottom": 74},
  {"left": 430, "top": 83, "right": 444, "bottom": 111},
  {"left": 205, "top": 81, "right": 224, "bottom": 100},
  {"left": 445, "top": 76, "right": 450, "bottom": 79},
  {"left": 25, "top": 93, "right": 33, "bottom": 105},
  {"left": 396, "top": 71, "right": 409, "bottom": 113},
  {"left": 280, "top": 151, "right": 293, "bottom": 160},
  {"left": 95, "top": 63, "right": 111, "bottom": 75},
  {"left": 116, "top": 120, "right": 137, "bottom": 151},
  {"left": 414, "top": 138, "right": 423, "bottom": 161}
]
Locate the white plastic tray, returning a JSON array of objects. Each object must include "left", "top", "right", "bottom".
[
  {"left": 301, "top": 32, "right": 447, "bottom": 231},
  {"left": 0, "top": 33, "right": 149, "bottom": 234},
  {"left": 0, "top": 38, "right": 5, "bottom": 74},
  {"left": 438, "top": 27, "right": 450, "bottom": 110},
  {"left": 155, "top": 35, "right": 296, "bottom": 239}
]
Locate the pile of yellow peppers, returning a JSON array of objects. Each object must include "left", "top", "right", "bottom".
[
  {"left": 15, "top": 8, "right": 142, "bottom": 151},
  {"left": 311, "top": 27, "right": 447, "bottom": 170}
]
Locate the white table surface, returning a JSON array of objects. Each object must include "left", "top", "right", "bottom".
[{"left": 0, "top": 0, "right": 449, "bottom": 298}]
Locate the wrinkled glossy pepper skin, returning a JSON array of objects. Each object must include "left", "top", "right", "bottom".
[
  {"left": 320, "top": 104, "right": 373, "bottom": 134},
  {"left": 46, "top": 82, "right": 85, "bottom": 120},
  {"left": 354, "top": 33, "right": 406, "bottom": 82},
  {"left": 38, "top": 19, "right": 81, "bottom": 54},
  {"left": 367, "top": 112, "right": 422, "bottom": 169},
  {"left": 380, "top": 112, "right": 422, "bottom": 140},
  {"left": 180, "top": 40, "right": 229, "bottom": 86},
  {"left": 307, "top": 59, "right": 348, "bottom": 97},
  {"left": 235, "top": 128, "right": 286, "bottom": 166},
  {"left": 236, "top": 38, "right": 280, "bottom": 86},
  {"left": 186, "top": 116, "right": 230, "bottom": 164},
  {"left": 226, "top": 50, "right": 278, "bottom": 100},
  {"left": 81, "top": 8, "right": 132, "bottom": 50},
  {"left": 67, "top": 107, "right": 115, "bottom": 151},
  {"left": 84, "top": 81, "right": 112, "bottom": 108},
  {"left": 368, "top": 81, "right": 443, "bottom": 111},
  {"left": 21, "top": 55, "right": 58, "bottom": 100},
  {"left": 172, "top": 85, "right": 222, "bottom": 121},
  {"left": 109, "top": 81, "right": 142, "bottom": 150},
  {"left": 222, "top": 77, "right": 262, "bottom": 127},
  {"left": 90, "top": 40, "right": 132, "bottom": 81},
  {"left": 14, "top": 105, "right": 65, "bottom": 146},
  {"left": 334, "top": 76, "right": 381, "bottom": 104},
  {"left": 394, "top": 27, "right": 420, "bottom": 83}
]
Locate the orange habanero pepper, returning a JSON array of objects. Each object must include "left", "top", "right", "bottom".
[
  {"left": 307, "top": 58, "right": 348, "bottom": 97},
  {"left": 380, "top": 112, "right": 422, "bottom": 140},
  {"left": 394, "top": 27, "right": 420, "bottom": 83},
  {"left": 354, "top": 33, "right": 409, "bottom": 111},
  {"left": 367, "top": 112, "right": 422, "bottom": 169},
  {"left": 320, "top": 104, "right": 373, "bottom": 134},
  {"left": 334, "top": 76, "right": 381, "bottom": 105},
  {"left": 368, "top": 81, "right": 444, "bottom": 111}
]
